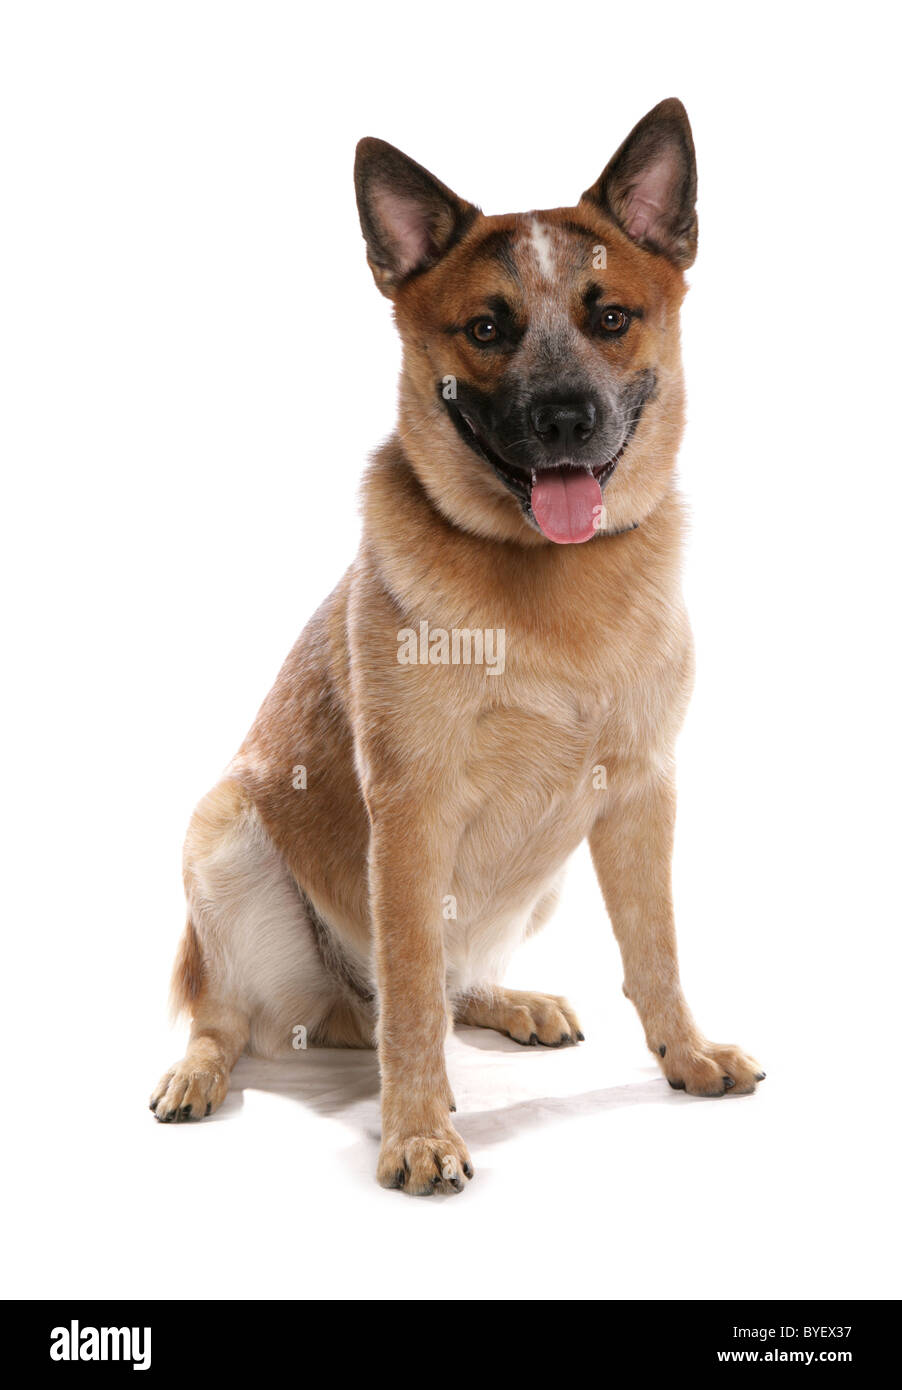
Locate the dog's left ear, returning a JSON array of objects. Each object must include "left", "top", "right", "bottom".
[
  {"left": 355, "top": 138, "right": 477, "bottom": 296},
  {"left": 582, "top": 98, "right": 698, "bottom": 268}
]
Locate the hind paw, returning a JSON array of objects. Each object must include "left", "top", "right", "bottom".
[
  {"left": 458, "top": 986, "right": 584, "bottom": 1047},
  {"left": 149, "top": 1061, "right": 228, "bottom": 1122}
]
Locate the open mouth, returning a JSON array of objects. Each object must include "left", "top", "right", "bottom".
[{"left": 448, "top": 406, "right": 628, "bottom": 544}]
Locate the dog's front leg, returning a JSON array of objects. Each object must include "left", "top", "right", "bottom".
[
  {"left": 369, "top": 805, "right": 473, "bottom": 1195},
  {"left": 588, "top": 771, "right": 764, "bottom": 1096}
]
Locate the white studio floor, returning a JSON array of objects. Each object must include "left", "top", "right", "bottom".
[{"left": 6, "top": 843, "right": 894, "bottom": 1303}]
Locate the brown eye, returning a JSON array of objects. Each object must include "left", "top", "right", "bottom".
[
  {"left": 600, "top": 307, "right": 629, "bottom": 334},
  {"left": 470, "top": 318, "right": 498, "bottom": 344}
]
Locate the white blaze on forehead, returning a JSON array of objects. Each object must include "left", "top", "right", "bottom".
[{"left": 527, "top": 217, "right": 557, "bottom": 280}]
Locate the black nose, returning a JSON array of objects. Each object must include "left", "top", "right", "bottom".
[{"left": 530, "top": 399, "right": 597, "bottom": 453}]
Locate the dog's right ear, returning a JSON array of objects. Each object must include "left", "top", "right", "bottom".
[
  {"left": 581, "top": 98, "right": 698, "bottom": 268},
  {"left": 354, "top": 138, "right": 477, "bottom": 296}
]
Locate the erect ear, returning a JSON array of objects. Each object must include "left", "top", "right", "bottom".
[
  {"left": 354, "top": 137, "right": 478, "bottom": 296},
  {"left": 581, "top": 98, "right": 698, "bottom": 268}
]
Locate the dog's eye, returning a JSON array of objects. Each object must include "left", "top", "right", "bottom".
[
  {"left": 470, "top": 318, "right": 499, "bottom": 344},
  {"left": 599, "top": 307, "right": 629, "bottom": 334}
]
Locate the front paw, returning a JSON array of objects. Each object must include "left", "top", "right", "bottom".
[
  {"left": 660, "top": 1040, "right": 765, "bottom": 1097},
  {"left": 378, "top": 1122, "right": 473, "bottom": 1196}
]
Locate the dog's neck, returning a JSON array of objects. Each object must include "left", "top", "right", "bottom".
[{"left": 360, "top": 438, "right": 685, "bottom": 640}]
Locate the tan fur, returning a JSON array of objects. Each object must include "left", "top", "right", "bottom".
[
  {"left": 169, "top": 919, "right": 204, "bottom": 1017},
  {"left": 151, "top": 103, "right": 762, "bottom": 1193}
]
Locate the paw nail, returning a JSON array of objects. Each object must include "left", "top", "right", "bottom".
[
  {"left": 396, "top": 1169, "right": 406, "bottom": 1187},
  {"left": 723, "top": 1077, "right": 735, "bottom": 1090},
  {"left": 659, "top": 1044, "right": 666, "bottom": 1057},
  {"left": 576, "top": 1032, "right": 585, "bottom": 1042},
  {"left": 528, "top": 1033, "right": 539, "bottom": 1046},
  {"left": 205, "top": 1102, "right": 212, "bottom": 1116},
  {"left": 755, "top": 1072, "right": 766, "bottom": 1081},
  {"left": 463, "top": 1162, "right": 474, "bottom": 1178},
  {"left": 668, "top": 1079, "right": 686, "bottom": 1091}
]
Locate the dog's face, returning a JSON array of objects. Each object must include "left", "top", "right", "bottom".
[{"left": 355, "top": 100, "right": 697, "bottom": 545}]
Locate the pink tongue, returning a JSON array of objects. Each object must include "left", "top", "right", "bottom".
[{"left": 530, "top": 467, "right": 602, "bottom": 543}]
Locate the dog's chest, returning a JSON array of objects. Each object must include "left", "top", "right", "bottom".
[{"left": 448, "top": 678, "right": 610, "bottom": 916}]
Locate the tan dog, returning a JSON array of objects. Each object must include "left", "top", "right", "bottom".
[{"left": 151, "top": 98, "right": 764, "bottom": 1194}]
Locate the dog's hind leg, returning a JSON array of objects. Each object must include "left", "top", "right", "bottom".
[
  {"left": 150, "top": 778, "right": 368, "bottom": 1122},
  {"left": 454, "top": 986, "right": 583, "bottom": 1047},
  {"left": 452, "top": 877, "right": 583, "bottom": 1048},
  {"left": 150, "top": 779, "right": 260, "bottom": 1122},
  {"left": 149, "top": 958, "right": 248, "bottom": 1122}
]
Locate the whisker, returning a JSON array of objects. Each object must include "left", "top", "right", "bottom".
[{"left": 396, "top": 404, "right": 444, "bottom": 445}]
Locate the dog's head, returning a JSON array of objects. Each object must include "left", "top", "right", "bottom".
[{"left": 355, "top": 100, "right": 696, "bottom": 545}]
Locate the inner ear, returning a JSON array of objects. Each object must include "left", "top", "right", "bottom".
[
  {"left": 355, "top": 138, "right": 477, "bottom": 296},
  {"left": 369, "top": 187, "right": 443, "bottom": 279},
  {"left": 617, "top": 143, "right": 685, "bottom": 243},
  {"left": 582, "top": 98, "right": 698, "bottom": 269}
]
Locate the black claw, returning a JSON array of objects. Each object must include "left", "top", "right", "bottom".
[
  {"left": 755, "top": 1072, "right": 766, "bottom": 1081},
  {"left": 723, "top": 1077, "right": 735, "bottom": 1091},
  {"left": 204, "top": 1102, "right": 212, "bottom": 1117},
  {"left": 449, "top": 1176, "right": 464, "bottom": 1192},
  {"left": 528, "top": 1032, "right": 539, "bottom": 1046},
  {"left": 560, "top": 1033, "right": 573, "bottom": 1046},
  {"left": 668, "top": 1079, "right": 686, "bottom": 1091},
  {"left": 395, "top": 1168, "right": 406, "bottom": 1187},
  {"left": 449, "top": 1102, "right": 456, "bottom": 1112},
  {"left": 659, "top": 1044, "right": 666, "bottom": 1057},
  {"left": 181, "top": 1105, "right": 192, "bottom": 1119},
  {"left": 576, "top": 1031, "right": 585, "bottom": 1042},
  {"left": 165, "top": 1109, "right": 177, "bottom": 1121},
  {"left": 462, "top": 1162, "right": 474, "bottom": 1178}
]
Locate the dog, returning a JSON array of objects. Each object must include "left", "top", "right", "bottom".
[{"left": 150, "top": 98, "right": 764, "bottom": 1194}]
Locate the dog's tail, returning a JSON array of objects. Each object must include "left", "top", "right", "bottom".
[{"left": 169, "top": 918, "right": 206, "bottom": 1022}]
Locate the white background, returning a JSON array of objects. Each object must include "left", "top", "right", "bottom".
[{"left": 2, "top": 1, "right": 900, "bottom": 1301}]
